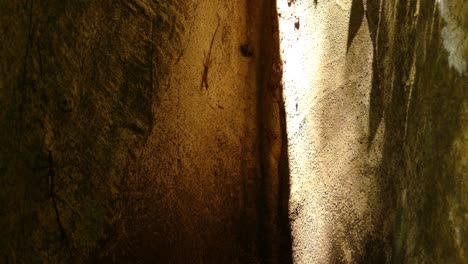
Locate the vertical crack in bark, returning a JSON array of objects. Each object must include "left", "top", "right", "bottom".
[
  {"left": 47, "top": 151, "right": 72, "bottom": 255},
  {"left": 21, "top": 0, "right": 34, "bottom": 87},
  {"left": 18, "top": 0, "right": 35, "bottom": 132}
]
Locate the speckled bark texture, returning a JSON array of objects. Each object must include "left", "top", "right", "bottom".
[
  {"left": 0, "top": 0, "right": 466, "bottom": 263},
  {"left": 280, "top": 0, "right": 466, "bottom": 263}
]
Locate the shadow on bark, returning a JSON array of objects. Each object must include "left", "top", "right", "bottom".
[{"left": 255, "top": 0, "right": 293, "bottom": 263}]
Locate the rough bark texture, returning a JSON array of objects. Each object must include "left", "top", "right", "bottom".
[
  {"left": 0, "top": 0, "right": 466, "bottom": 263},
  {"left": 0, "top": 0, "right": 186, "bottom": 262},
  {"left": 0, "top": 0, "right": 287, "bottom": 263},
  {"left": 281, "top": 0, "right": 466, "bottom": 263},
  {"left": 376, "top": 1, "right": 467, "bottom": 263}
]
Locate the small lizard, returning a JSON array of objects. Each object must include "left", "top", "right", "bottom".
[{"left": 200, "top": 15, "right": 221, "bottom": 90}]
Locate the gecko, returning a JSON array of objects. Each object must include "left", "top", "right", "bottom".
[{"left": 200, "top": 15, "right": 221, "bottom": 90}]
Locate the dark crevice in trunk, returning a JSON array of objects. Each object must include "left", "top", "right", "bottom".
[{"left": 256, "top": 0, "right": 293, "bottom": 263}]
